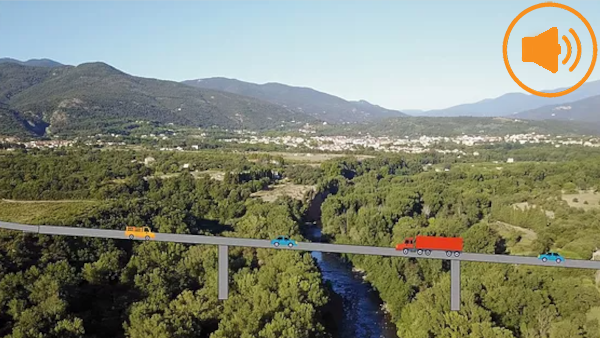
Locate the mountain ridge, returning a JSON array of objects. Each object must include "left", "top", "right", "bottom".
[
  {"left": 2, "top": 58, "right": 598, "bottom": 138},
  {"left": 182, "top": 77, "right": 407, "bottom": 123},
  {"left": 411, "top": 80, "right": 600, "bottom": 118},
  {"left": 0, "top": 62, "right": 317, "bottom": 136},
  {"left": 515, "top": 94, "right": 600, "bottom": 123},
  {"left": 0, "top": 58, "right": 65, "bottom": 68}
]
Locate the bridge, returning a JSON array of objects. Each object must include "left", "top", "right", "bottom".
[{"left": 2, "top": 220, "right": 600, "bottom": 312}]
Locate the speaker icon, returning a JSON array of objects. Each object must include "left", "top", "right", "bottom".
[
  {"left": 503, "top": 2, "right": 597, "bottom": 98},
  {"left": 522, "top": 27, "right": 581, "bottom": 73}
]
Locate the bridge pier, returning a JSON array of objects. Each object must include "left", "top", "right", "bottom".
[
  {"left": 451, "top": 259, "right": 460, "bottom": 311},
  {"left": 218, "top": 245, "right": 229, "bottom": 300}
]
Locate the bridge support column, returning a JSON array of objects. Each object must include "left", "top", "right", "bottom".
[
  {"left": 218, "top": 245, "right": 229, "bottom": 300},
  {"left": 451, "top": 259, "right": 460, "bottom": 311}
]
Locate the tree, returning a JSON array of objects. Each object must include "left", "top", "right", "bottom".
[{"left": 463, "top": 222, "right": 504, "bottom": 254}]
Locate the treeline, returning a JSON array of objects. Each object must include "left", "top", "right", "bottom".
[
  {"left": 318, "top": 117, "right": 600, "bottom": 137},
  {"left": 0, "top": 149, "right": 282, "bottom": 200},
  {"left": 0, "top": 149, "right": 152, "bottom": 200},
  {"left": 0, "top": 147, "right": 347, "bottom": 201},
  {"left": 464, "top": 144, "right": 600, "bottom": 164}
]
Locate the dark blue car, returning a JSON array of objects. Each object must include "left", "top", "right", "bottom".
[{"left": 271, "top": 236, "right": 297, "bottom": 248}]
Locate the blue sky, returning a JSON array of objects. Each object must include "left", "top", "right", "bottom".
[{"left": 1, "top": 1, "right": 599, "bottom": 110}]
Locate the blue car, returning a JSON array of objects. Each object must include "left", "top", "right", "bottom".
[
  {"left": 271, "top": 236, "right": 297, "bottom": 248},
  {"left": 538, "top": 252, "right": 564, "bottom": 263}
]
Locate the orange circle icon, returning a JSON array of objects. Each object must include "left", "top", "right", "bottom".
[{"left": 503, "top": 2, "right": 597, "bottom": 98}]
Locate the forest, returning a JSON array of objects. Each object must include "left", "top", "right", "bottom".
[
  {"left": 0, "top": 145, "right": 600, "bottom": 338},
  {"left": 318, "top": 153, "right": 600, "bottom": 338},
  {"left": 0, "top": 149, "right": 333, "bottom": 338}
]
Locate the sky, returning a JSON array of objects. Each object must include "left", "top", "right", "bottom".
[{"left": 1, "top": 1, "right": 599, "bottom": 111}]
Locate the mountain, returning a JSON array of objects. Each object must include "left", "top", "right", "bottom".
[
  {"left": 182, "top": 77, "right": 407, "bottom": 123},
  {"left": 0, "top": 62, "right": 316, "bottom": 136},
  {"left": 515, "top": 94, "right": 600, "bottom": 123},
  {"left": 416, "top": 80, "right": 600, "bottom": 118},
  {"left": 0, "top": 58, "right": 64, "bottom": 68}
]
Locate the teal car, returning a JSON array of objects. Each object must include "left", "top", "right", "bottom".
[
  {"left": 271, "top": 236, "right": 297, "bottom": 248},
  {"left": 538, "top": 252, "right": 564, "bottom": 263}
]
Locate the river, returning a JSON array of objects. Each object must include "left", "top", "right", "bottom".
[{"left": 307, "top": 226, "right": 399, "bottom": 338}]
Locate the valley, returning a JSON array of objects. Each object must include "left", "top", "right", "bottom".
[
  {"left": 1, "top": 57, "right": 600, "bottom": 338},
  {"left": 2, "top": 140, "right": 600, "bottom": 337},
  {"left": 4, "top": 1, "right": 600, "bottom": 336}
]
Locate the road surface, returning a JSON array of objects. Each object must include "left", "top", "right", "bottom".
[{"left": 1, "top": 221, "right": 599, "bottom": 270}]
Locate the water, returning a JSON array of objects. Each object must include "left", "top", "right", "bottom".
[{"left": 308, "top": 226, "right": 399, "bottom": 338}]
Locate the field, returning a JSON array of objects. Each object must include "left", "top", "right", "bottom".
[
  {"left": 146, "top": 170, "right": 226, "bottom": 181},
  {"left": 192, "top": 170, "right": 225, "bottom": 181},
  {"left": 0, "top": 199, "right": 99, "bottom": 224},
  {"left": 492, "top": 221, "right": 538, "bottom": 255},
  {"left": 562, "top": 190, "right": 600, "bottom": 211},
  {"left": 246, "top": 151, "right": 376, "bottom": 165},
  {"left": 251, "top": 182, "right": 316, "bottom": 202},
  {"left": 512, "top": 201, "right": 555, "bottom": 219}
]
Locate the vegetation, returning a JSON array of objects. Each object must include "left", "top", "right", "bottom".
[
  {"left": 317, "top": 152, "right": 600, "bottom": 337},
  {"left": 1, "top": 145, "right": 600, "bottom": 338},
  {"left": 0, "top": 149, "right": 333, "bottom": 338},
  {"left": 318, "top": 116, "right": 600, "bottom": 137},
  {"left": 0, "top": 199, "right": 98, "bottom": 224},
  {"left": 0, "top": 149, "right": 151, "bottom": 200},
  {"left": 0, "top": 107, "right": 37, "bottom": 137}
]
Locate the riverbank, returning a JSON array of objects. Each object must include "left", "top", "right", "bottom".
[{"left": 306, "top": 225, "right": 399, "bottom": 338}]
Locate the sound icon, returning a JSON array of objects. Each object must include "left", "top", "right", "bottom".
[
  {"left": 522, "top": 27, "right": 581, "bottom": 73},
  {"left": 503, "top": 2, "right": 597, "bottom": 98}
]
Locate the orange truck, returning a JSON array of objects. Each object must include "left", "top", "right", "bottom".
[
  {"left": 125, "top": 226, "right": 155, "bottom": 240},
  {"left": 396, "top": 235, "right": 463, "bottom": 257}
]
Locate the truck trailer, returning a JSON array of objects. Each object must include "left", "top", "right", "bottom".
[{"left": 395, "top": 235, "right": 463, "bottom": 257}]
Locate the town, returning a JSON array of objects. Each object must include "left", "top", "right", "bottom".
[
  {"left": 2, "top": 131, "right": 600, "bottom": 154},
  {"left": 220, "top": 132, "right": 600, "bottom": 153}
]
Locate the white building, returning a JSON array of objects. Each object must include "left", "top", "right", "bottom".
[{"left": 144, "top": 157, "right": 156, "bottom": 166}]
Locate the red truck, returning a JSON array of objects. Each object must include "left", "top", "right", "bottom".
[{"left": 395, "top": 235, "right": 463, "bottom": 257}]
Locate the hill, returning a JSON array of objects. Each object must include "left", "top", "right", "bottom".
[
  {"left": 0, "top": 58, "right": 64, "bottom": 68},
  {"left": 182, "top": 77, "right": 407, "bottom": 123},
  {"left": 413, "top": 80, "right": 600, "bottom": 118},
  {"left": 0, "top": 63, "right": 316, "bottom": 136},
  {"left": 515, "top": 94, "right": 600, "bottom": 123},
  {"left": 0, "top": 104, "right": 38, "bottom": 137},
  {"left": 318, "top": 116, "right": 600, "bottom": 137}
]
